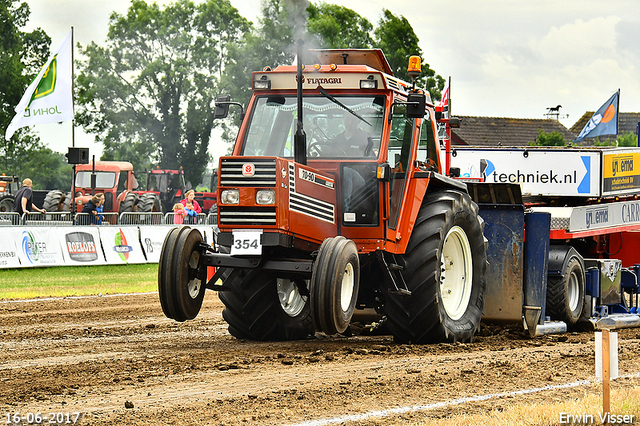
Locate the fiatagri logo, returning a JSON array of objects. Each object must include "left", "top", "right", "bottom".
[
  {"left": 21, "top": 230, "right": 45, "bottom": 264},
  {"left": 113, "top": 228, "right": 133, "bottom": 262},
  {"left": 65, "top": 232, "right": 98, "bottom": 262}
]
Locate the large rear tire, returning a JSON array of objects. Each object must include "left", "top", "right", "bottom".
[
  {"left": 546, "top": 247, "right": 586, "bottom": 327},
  {"left": 310, "top": 236, "right": 360, "bottom": 335},
  {"left": 119, "top": 192, "right": 139, "bottom": 213},
  {"left": 219, "top": 269, "right": 314, "bottom": 341},
  {"left": 382, "top": 190, "right": 487, "bottom": 343},
  {"left": 43, "top": 190, "right": 66, "bottom": 212},
  {"left": 137, "top": 193, "right": 162, "bottom": 213},
  {"left": 158, "top": 226, "right": 206, "bottom": 321}
]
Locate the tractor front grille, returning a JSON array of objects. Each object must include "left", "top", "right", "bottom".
[
  {"left": 220, "top": 158, "right": 277, "bottom": 187},
  {"left": 219, "top": 207, "right": 277, "bottom": 226}
]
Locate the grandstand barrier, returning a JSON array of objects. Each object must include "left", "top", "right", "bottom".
[{"left": 0, "top": 224, "right": 217, "bottom": 269}]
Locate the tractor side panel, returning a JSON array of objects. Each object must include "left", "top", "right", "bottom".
[{"left": 288, "top": 162, "right": 338, "bottom": 245}]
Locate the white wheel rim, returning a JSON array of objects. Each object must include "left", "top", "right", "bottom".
[
  {"left": 567, "top": 270, "right": 580, "bottom": 312},
  {"left": 277, "top": 278, "right": 308, "bottom": 317},
  {"left": 440, "top": 226, "right": 473, "bottom": 321},
  {"left": 187, "top": 250, "right": 201, "bottom": 299},
  {"left": 340, "top": 262, "right": 355, "bottom": 312}
]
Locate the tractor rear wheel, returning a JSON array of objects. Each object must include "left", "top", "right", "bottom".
[
  {"left": 382, "top": 190, "right": 487, "bottom": 343},
  {"left": 119, "top": 192, "right": 139, "bottom": 213},
  {"left": 158, "top": 226, "right": 206, "bottom": 321},
  {"left": 0, "top": 195, "right": 14, "bottom": 213},
  {"left": 137, "top": 193, "right": 162, "bottom": 213},
  {"left": 43, "top": 190, "right": 66, "bottom": 212},
  {"left": 219, "top": 269, "right": 314, "bottom": 341},
  {"left": 310, "top": 236, "right": 360, "bottom": 335},
  {"left": 546, "top": 247, "right": 586, "bottom": 327}
]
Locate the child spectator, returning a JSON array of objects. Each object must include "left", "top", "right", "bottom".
[
  {"left": 173, "top": 203, "right": 187, "bottom": 224},
  {"left": 184, "top": 202, "right": 198, "bottom": 224}
]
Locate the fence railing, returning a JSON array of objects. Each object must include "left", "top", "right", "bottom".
[{"left": 0, "top": 212, "right": 219, "bottom": 226}]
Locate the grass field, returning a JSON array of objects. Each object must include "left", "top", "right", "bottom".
[{"left": 0, "top": 264, "right": 158, "bottom": 299}]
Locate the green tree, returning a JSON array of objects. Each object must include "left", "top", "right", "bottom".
[
  {"left": 374, "top": 9, "right": 444, "bottom": 100},
  {"left": 529, "top": 129, "right": 566, "bottom": 146},
  {"left": 76, "top": 0, "right": 250, "bottom": 186},
  {"left": 0, "top": 0, "right": 71, "bottom": 189},
  {"left": 307, "top": 2, "right": 373, "bottom": 49},
  {"left": 594, "top": 132, "right": 638, "bottom": 147}
]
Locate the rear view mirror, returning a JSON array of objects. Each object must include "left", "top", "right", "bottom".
[
  {"left": 214, "top": 95, "right": 231, "bottom": 119},
  {"left": 406, "top": 93, "right": 426, "bottom": 118}
]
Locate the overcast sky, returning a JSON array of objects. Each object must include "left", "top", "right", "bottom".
[{"left": 23, "top": 0, "right": 640, "bottom": 163}]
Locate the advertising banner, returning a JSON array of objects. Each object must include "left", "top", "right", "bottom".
[
  {"left": 602, "top": 149, "right": 640, "bottom": 196},
  {"left": 450, "top": 147, "right": 601, "bottom": 197},
  {"left": 14, "top": 227, "right": 66, "bottom": 267},
  {"left": 139, "top": 226, "right": 173, "bottom": 263},
  {"left": 59, "top": 227, "right": 106, "bottom": 265},
  {"left": 0, "top": 229, "right": 22, "bottom": 268},
  {"left": 98, "top": 227, "right": 146, "bottom": 264}
]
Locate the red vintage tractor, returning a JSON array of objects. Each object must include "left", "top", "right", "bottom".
[{"left": 158, "top": 48, "right": 487, "bottom": 344}]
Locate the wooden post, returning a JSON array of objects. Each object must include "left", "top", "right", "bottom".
[{"left": 603, "top": 328, "right": 611, "bottom": 426}]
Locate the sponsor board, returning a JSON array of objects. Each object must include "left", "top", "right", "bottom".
[
  {"left": 0, "top": 230, "right": 22, "bottom": 268},
  {"left": 98, "top": 227, "right": 146, "bottom": 264},
  {"left": 569, "top": 199, "right": 640, "bottom": 232},
  {"left": 602, "top": 150, "right": 640, "bottom": 196},
  {"left": 15, "top": 228, "right": 65, "bottom": 266},
  {"left": 139, "top": 226, "right": 174, "bottom": 263},
  {"left": 61, "top": 227, "right": 106, "bottom": 265},
  {"left": 450, "top": 147, "right": 600, "bottom": 197}
]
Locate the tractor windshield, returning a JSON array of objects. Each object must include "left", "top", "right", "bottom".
[
  {"left": 75, "top": 171, "right": 116, "bottom": 189},
  {"left": 242, "top": 95, "right": 385, "bottom": 159}
]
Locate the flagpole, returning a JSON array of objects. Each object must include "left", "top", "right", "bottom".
[
  {"left": 71, "top": 26, "right": 76, "bottom": 218},
  {"left": 71, "top": 26, "right": 75, "bottom": 149},
  {"left": 616, "top": 88, "right": 620, "bottom": 143}
]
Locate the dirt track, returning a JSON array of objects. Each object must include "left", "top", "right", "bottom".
[{"left": 1, "top": 293, "right": 639, "bottom": 425}]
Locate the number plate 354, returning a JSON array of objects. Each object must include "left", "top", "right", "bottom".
[{"left": 231, "top": 230, "right": 262, "bottom": 255}]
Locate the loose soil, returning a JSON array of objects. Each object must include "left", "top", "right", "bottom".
[{"left": 1, "top": 293, "right": 639, "bottom": 425}]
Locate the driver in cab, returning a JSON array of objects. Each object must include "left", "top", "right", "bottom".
[{"left": 332, "top": 111, "right": 374, "bottom": 157}]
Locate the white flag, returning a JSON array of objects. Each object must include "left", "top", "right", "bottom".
[{"left": 5, "top": 30, "right": 73, "bottom": 140}]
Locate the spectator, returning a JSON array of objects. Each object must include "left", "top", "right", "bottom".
[
  {"left": 173, "top": 203, "right": 187, "bottom": 224},
  {"left": 181, "top": 190, "right": 201, "bottom": 224},
  {"left": 13, "top": 178, "right": 46, "bottom": 215},
  {"left": 95, "top": 193, "right": 105, "bottom": 225},
  {"left": 79, "top": 194, "right": 103, "bottom": 225}
]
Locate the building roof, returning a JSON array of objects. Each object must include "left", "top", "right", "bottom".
[
  {"left": 451, "top": 116, "right": 577, "bottom": 147},
  {"left": 570, "top": 112, "right": 640, "bottom": 141}
]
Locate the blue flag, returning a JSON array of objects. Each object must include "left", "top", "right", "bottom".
[{"left": 574, "top": 91, "right": 619, "bottom": 142}]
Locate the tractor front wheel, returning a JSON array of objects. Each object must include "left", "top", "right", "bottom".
[
  {"left": 382, "top": 190, "right": 487, "bottom": 343},
  {"left": 310, "top": 236, "right": 360, "bottom": 335},
  {"left": 158, "top": 226, "right": 206, "bottom": 321}
]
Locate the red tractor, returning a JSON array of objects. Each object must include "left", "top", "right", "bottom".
[
  {"left": 43, "top": 161, "right": 162, "bottom": 214},
  {"left": 158, "top": 48, "right": 487, "bottom": 344},
  {"left": 146, "top": 167, "right": 217, "bottom": 214}
]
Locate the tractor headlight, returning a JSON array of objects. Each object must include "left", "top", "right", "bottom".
[
  {"left": 221, "top": 189, "right": 239, "bottom": 204},
  {"left": 256, "top": 189, "right": 275, "bottom": 205}
]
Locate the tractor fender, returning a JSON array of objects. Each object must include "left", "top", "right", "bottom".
[
  {"left": 548, "top": 245, "right": 585, "bottom": 278},
  {"left": 418, "top": 171, "right": 468, "bottom": 193}
]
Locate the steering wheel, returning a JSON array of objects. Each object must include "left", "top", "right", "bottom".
[{"left": 308, "top": 141, "right": 346, "bottom": 157}]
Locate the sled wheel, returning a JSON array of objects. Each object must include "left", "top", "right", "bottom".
[
  {"left": 546, "top": 247, "right": 586, "bottom": 327},
  {"left": 310, "top": 236, "right": 360, "bottom": 335},
  {"left": 158, "top": 226, "right": 190, "bottom": 320},
  {"left": 382, "top": 190, "right": 487, "bottom": 343},
  {"left": 219, "top": 269, "right": 314, "bottom": 341},
  {"left": 137, "top": 193, "right": 162, "bottom": 212}
]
